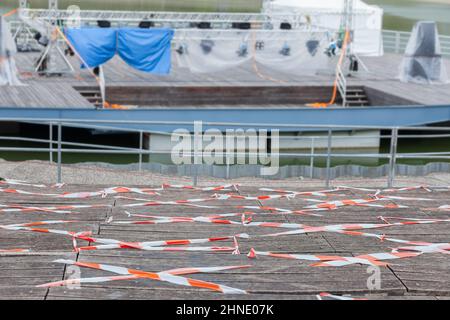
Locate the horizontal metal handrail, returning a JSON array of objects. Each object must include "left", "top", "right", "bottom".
[
  {"left": 383, "top": 29, "right": 450, "bottom": 57},
  {"left": 3, "top": 117, "right": 450, "bottom": 131},
  {"left": 1, "top": 113, "right": 450, "bottom": 188}
]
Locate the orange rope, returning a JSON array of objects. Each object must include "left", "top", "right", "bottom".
[
  {"left": 307, "top": 30, "right": 351, "bottom": 108},
  {"left": 2, "top": 8, "right": 18, "bottom": 18},
  {"left": 251, "top": 31, "right": 286, "bottom": 84}
]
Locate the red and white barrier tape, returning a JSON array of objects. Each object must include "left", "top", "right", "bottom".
[
  {"left": 424, "top": 205, "right": 450, "bottom": 212},
  {"left": 303, "top": 198, "right": 396, "bottom": 210},
  {"left": 261, "top": 217, "right": 450, "bottom": 237},
  {"left": 214, "top": 193, "right": 296, "bottom": 201},
  {"left": 162, "top": 184, "right": 239, "bottom": 192},
  {"left": 0, "top": 203, "right": 110, "bottom": 214},
  {"left": 377, "top": 195, "right": 435, "bottom": 201},
  {"left": 76, "top": 244, "right": 237, "bottom": 252},
  {"left": 0, "top": 186, "right": 161, "bottom": 199},
  {"left": 118, "top": 196, "right": 218, "bottom": 209},
  {"left": 236, "top": 206, "right": 326, "bottom": 217},
  {"left": 248, "top": 248, "right": 421, "bottom": 267},
  {"left": 393, "top": 243, "right": 450, "bottom": 254},
  {"left": 312, "top": 251, "right": 422, "bottom": 267},
  {"left": 258, "top": 188, "right": 340, "bottom": 197},
  {"left": 0, "top": 179, "right": 47, "bottom": 188},
  {"left": 38, "top": 260, "right": 249, "bottom": 294},
  {"left": 0, "top": 248, "right": 31, "bottom": 253},
  {"left": 337, "top": 185, "right": 432, "bottom": 194},
  {"left": 75, "top": 233, "right": 249, "bottom": 249}
]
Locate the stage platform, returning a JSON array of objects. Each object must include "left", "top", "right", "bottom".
[{"left": 0, "top": 52, "right": 449, "bottom": 109}]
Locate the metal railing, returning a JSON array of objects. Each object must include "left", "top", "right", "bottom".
[
  {"left": 383, "top": 29, "right": 450, "bottom": 57},
  {"left": 1, "top": 118, "right": 450, "bottom": 188},
  {"left": 336, "top": 65, "right": 347, "bottom": 107}
]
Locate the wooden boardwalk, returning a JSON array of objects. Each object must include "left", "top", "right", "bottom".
[
  {"left": 1, "top": 52, "right": 449, "bottom": 108},
  {"left": 1, "top": 181, "right": 450, "bottom": 300}
]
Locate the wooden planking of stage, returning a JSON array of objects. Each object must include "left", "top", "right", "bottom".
[
  {"left": 1, "top": 181, "right": 450, "bottom": 300},
  {"left": 1, "top": 52, "right": 449, "bottom": 108}
]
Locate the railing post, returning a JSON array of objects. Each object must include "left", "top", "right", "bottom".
[
  {"left": 395, "top": 31, "right": 401, "bottom": 54},
  {"left": 138, "top": 130, "right": 143, "bottom": 172},
  {"left": 49, "top": 122, "right": 53, "bottom": 164},
  {"left": 57, "top": 122, "right": 62, "bottom": 184},
  {"left": 388, "top": 128, "right": 399, "bottom": 188},
  {"left": 326, "top": 129, "right": 332, "bottom": 188},
  {"left": 193, "top": 121, "right": 202, "bottom": 187},
  {"left": 226, "top": 154, "right": 230, "bottom": 180},
  {"left": 310, "top": 137, "right": 315, "bottom": 179}
]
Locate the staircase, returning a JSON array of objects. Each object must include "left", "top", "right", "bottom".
[
  {"left": 343, "top": 86, "right": 370, "bottom": 107},
  {"left": 74, "top": 86, "right": 103, "bottom": 108}
]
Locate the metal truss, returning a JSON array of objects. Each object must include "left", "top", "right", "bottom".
[{"left": 18, "top": 8, "right": 371, "bottom": 29}]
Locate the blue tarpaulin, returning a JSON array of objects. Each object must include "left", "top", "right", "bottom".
[
  {"left": 65, "top": 28, "right": 174, "bottom": 74},
  {"left": 118, "top": 28, "right": 173, "bottom": 74}
]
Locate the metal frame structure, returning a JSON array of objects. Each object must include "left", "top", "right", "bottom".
[{"left": 11, "top": 0, "right": 362, "bottom": 106}]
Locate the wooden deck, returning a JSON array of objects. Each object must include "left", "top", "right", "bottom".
[
  {"left": 1, "top": 51, "right": 448, "bottom": 108},
  {"left": 1, "top": 182, "right": 450, "bottom": 300}
]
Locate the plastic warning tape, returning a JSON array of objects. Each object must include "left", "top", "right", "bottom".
[
  {"left": 119, "top": 196, "right": 218, "bottom": 209},
  {"left": 0, "top": 179, "right": 47, "bottom": 188},
  {"left": 261, "top": 217, "right": 450, "bottom": 237},
  {"left": 337, "top": 186, "right": 432, "bottom": 194},
  {"left": 76, "top": 244, "right": 237, "bottom": 252},
  {"left": 162, "top": 184, "right": 239, "bottom": 192},
  {"left": 0, "top": 186, "right": 161, "bottom": 199},
  {"left": 38, "top": 260, "right": 249, "bottom": 294},
  {"left": 0, "top": 204, "right": 72, "bottom": 214},
  {"left": 312, "top": 251, "right": 422, "bottom": 267},
  {"left": 0, "top": 249, "right": 31, "bottom": 253},
  {"left": 317, "top": 293, "right": 368, "bottom": 301},
  {"left": 303, "top": 198, "right": 389, "bottom": 210},
  {"left": 236, "top": 206, "right": 326, "bottom": 217},
  {"left": 258, "top": 188, "right": 340, "bottom": 197},
  {"left": 425, "top": 205, "right": 450, "bottom": 212},
  {"left": 248, "top": 248, "right": 421, "bottom": 267},
  {"left": 377, "top": 195, "right": 435, "bottom": 201},
  {"left": 214, "top": 193, "right": 296, "bottom": 201},
  {"left": 75, "top": 233, "right": 249, "bottom": 249},
  {"left": 392, "top": 243, "right": 450, "bottom": 254},
  {"left": 0, "top": 203, "right": 110, "bottom": 214}
]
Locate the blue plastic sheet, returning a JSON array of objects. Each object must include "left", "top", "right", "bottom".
[
  {"left": 118, "top": 28, "right": 174, "bottom": 74},
  {"left": 65, "top": 28, "right": 117, "bottom": 68},
  {"left": 65, "top": 28, "right": 174, "bottom": 74}
]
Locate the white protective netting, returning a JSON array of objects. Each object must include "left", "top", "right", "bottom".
[
  {"left": 400, "top": 21, "right": 448, "bottom": 84},
  {"left": 0, "top": 16, "right": 22, "bottom": 86},
  {"left": 175, "top": 29, "right": 331, "bottom": 74},
  {"left": 265, "top": 0, "right": 384, "bottom": 57}
]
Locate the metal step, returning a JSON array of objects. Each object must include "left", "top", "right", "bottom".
[
  {"left": 344, "top": 87, "right": 369, "bottom": 107},
  {"left": 74, "top": 86, "right": 102, "bottom": 107}
]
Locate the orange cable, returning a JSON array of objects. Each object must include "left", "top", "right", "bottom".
[
  {"left": 307, "top": 30, "right": 351, "bottom": 108},
  {"left": 2, "top": 8, "right": 18, "bottom": 18}
]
